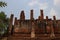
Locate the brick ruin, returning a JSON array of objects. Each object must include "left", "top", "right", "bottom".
[{"left": 8, "top": 10, "right": 60, "bottom": 40}]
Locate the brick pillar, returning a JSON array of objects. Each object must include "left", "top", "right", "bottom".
[
  {"left": 19, "top": 20, "right": 21, "bottom": 27},
  {"left": 40, "top": 10, "right": 44, "bottom": 21},
  {"left": 20, "top": 10, "right": 25, "bottom": 20},
  {"left": 53, "top": 16, "right": 56, "bottom": 26},
  {"left": 31, "top": 21, "right": 35, "bottom": 38},
  {"left": 14, "top": 17, "right": 17, "bottom": 26},
  {"left": 46, "top": 16, "right": 48, "bottom": 21},
  {"left": 9, "top": 14, "right": 14, "bottom": 34},
  {"left": 30, "top": 10, "right": 34, "bottom": 32},
  {"left": 44, "top": 16, "right": 48, "bottom": 34},
  {"left": 14, "top": 17, "right": 17, "bottom": 33},
  {"left": 50, "top": 19, "right": 55, "bottom": 38},
  {"left": 40, "top": 10, "right": 44, "bottom": 33},
  {"left": 30, "top": 10, "right": 33, "bottom": 20},
  {"left": 38, "top": 16, "right": 41, "bottom": 21},
  {"left": 53, "top": 16, "right": 56, "bottom": 20},
  {"left": 14, "top": 17, "right": 20, "bottom": 33},
  {"left": 46, "top": 16, "right": 49, "bottom": 33},
  {"left": 53, "top": 16, "right": 57, "bottom": 33}
]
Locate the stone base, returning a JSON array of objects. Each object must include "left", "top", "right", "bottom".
[
  {"left": 7, "top": 33, "right": 60, "bottom": 40},
  {"left": 50, "top": 33, "right": 55, "bottom": 39}
]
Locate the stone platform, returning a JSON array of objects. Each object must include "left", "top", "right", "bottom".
[{"left": 7, "top": 34, "right": 60, "bottom": 40}]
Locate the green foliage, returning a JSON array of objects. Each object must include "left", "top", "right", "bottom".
[
  {"left": 0, "top": 21, "right": 6, "bottom": 34},
  {"left": 0, "top": 22, "right": 5, "bottom": 28},
  {"left": 0, "top": 11, "right": 9, "bottom": 35},
  {"left": 0, "top": 1, "right": 8, "bottom": 35},
  {"left": 0, "top": 1, "right": 7, "bottom": 7},
  {"left": 0, "top": 11, "right": 6, "bottom": 20},
  {"left": 0, "top": 11, "right": 9, "bottom": 24}
]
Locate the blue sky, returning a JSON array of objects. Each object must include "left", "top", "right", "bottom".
[{"left": 0, "top": 0, "right": 60, "bottom": 20}]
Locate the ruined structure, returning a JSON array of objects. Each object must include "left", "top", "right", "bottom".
[{"left": 8, "top": 10, "right": 60, "bottom": 40}]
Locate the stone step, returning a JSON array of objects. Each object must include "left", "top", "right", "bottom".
[
  {"left": 36, "top": 34, "right": 50, "bottom": 37},
  {"left": 7, "top": 34, "right": 60, "bottom": 40},
  {"left": 12, "top": 34, "right": 31, "bottom": 37},
  {"left": 55, "top": 34, "right": 60, "bottom": 37},
  {"left": 7, "top": 37, "right": 51, "bottom": 40}
]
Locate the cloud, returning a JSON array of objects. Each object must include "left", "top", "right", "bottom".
[
  {"left": 50, "top": 8, "right": 57, "bottom": 18},
  {"left": 28, "top": 0, "right": 38, "bottom": 6},
  {"left": 54, "top": 0, "right": 60, "bottom": 6},
  {"left": 53, "top": 0, "right": 60, "bottom": 19},
  {"left": 28, "top": 0, "right": 48, "bottom": 10},
  {"left": 39, "top": 3, "right": 48, "bottom": 9}
]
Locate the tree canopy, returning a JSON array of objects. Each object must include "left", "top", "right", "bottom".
[
  {"left": 0, "top": 1, "right": 8, "bottom": 36},
  {"left": 0, "top": 11, "right": 9, "bottom": 36},
  {"left": 0, "top": 11, "right": 6, "bottom": 20}
]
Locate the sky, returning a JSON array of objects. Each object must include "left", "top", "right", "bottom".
[{"left": 0, "top": 0, "right": 60, "bottom": 20}]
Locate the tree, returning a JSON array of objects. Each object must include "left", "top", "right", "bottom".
[
  {"left": 0, "top": 1, "right": 7, "bottom": 36},
  {"left": 0, "top": 11, "right": 6, "bottom": 20},
  {"left": 0, "top": 11, "right": 9, "bottom": 36},
  {"left": 0, "top": 21, "right": 6, "bottom": 35},
  {"left": 0, "top": 1, "right": 7, "bottom": 7}
]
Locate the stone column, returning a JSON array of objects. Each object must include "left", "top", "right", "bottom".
[
  {"left": 14, "top": 17, "right": 17, "bottom": 33},
  {"left": 14, "top": 17, "right": 17, "bottom": 26},
  {"left": 46, "top": 16, "right": 49, "bottom": 33},
  {"left": 38, "top": 19, "right": 44, "bottom": 33},
  {"left": 40, "top": 10, "right": 44, "bottom": 21},
  {"left": 38, "top": 16, "right": 41, "bottom": 21},
  {"left": 20, "top": 10, "right": 25, "bottom": 20},
  {"left": 31, "top": 22, "right": 35, "bottom": 38},
  {"left": 53, "top": 16, "right": 57, "bottom": 33},
  {"left": 53, "top": 16, "right": 56, "bottom": 20},
  {"left": 44, "top": 16, "right": 48, "bottom": 34},
  {"left": 30, "top": 10, "right": 33, "bottom": 20},
  {"left": 9, "top": 14, "right": 14, "bottom": 34},
  {"left": 46, "top": 16, "right": 48, "bottom": 21},
  {"left": 50, "top": 20, "right": 55, "bottom": 39},
  {"left": 30, "top": 10, "right": 35, "bottom": 37},
  {"left": 40, "top": 10, "right": 45, "bottom": 33}
]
